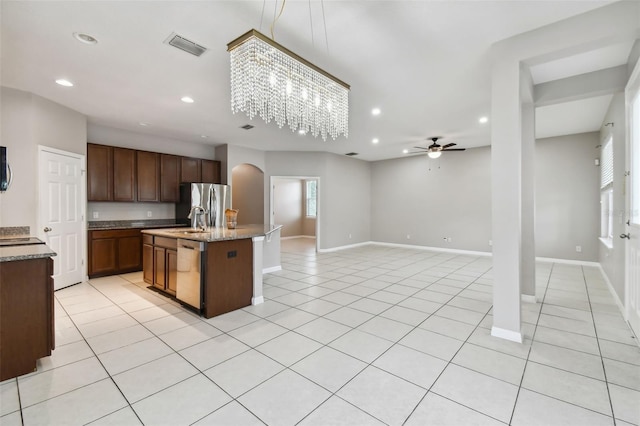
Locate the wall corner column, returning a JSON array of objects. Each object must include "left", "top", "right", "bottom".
[{"left": 491, "top": 59, "right": 524, "bottom": 343}]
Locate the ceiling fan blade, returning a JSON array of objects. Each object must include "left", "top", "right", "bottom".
[
  {"left": 441, "top": 143, "right": 456, "bottom": 149},
  {"left": 442, "top": 148, "right": 466, "bottom": 151}
]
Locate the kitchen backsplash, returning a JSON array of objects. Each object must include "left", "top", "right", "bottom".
[{"left": 88, "top": 202, "right": 175, "bottom": 221}]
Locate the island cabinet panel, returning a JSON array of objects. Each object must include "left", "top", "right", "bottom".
[
  {"left": 87, "top": 143, "right": 113, "bottom": 201},
  {"left": 160, "top": 154, "right": 180, "bottom": 202},
  {"left": 1, "top": 257, "right": 54, "bottom": 381},
  {"left": 142, "top": 236, "right": 154, "bottom": 284},
  {"left": 180, "top": 157, "right": 201, "bottom": 183},
  {"left": 204, "top": 238, "right": 253, "bottom": 318},
  {"left": 137, "top": 151, "right": 160, "bottom": 202},
  {"left": 113, "top": 147, "right": 136, "bottom": 202},
  {"left": 146, "top": 236, "right": 178, "bottom": 295},
  {"left": 201, "top": 159, "right": 221, "bottom": 183},
  {"left": 88, "top": 229, "right": 143, "bottom": 278}
]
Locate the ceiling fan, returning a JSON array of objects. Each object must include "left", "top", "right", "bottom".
[{"left": 410, "top": 137, "right": 466, "bottom": 159}]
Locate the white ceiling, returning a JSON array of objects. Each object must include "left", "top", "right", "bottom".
[{"left": 1, "top": 1, "right": 633, "bottom": 161}]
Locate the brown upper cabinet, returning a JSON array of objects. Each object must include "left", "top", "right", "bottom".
[
  {"left": 201, "top": 159, "right": 221, "bottom": 183},
  {"left": 181, "top": 157, "right": 221, "bottom": 184},
  {"left": 137, "top": 151, "right": 160, "bottom": 202},
  {"left": 113, "top": 147, "right": 136, "bottom": 202},
  {"left": 160, "top": 154, "right": 180, "bottom": 202},
  {"left": 87, "top": 144, "right": 113, "bottom": 201},
  {"left": 87, "top": 143, "right": 221, "bottom": 202},
  {"left": 180, "top": 157, "right": 201, "bottom": 183}
]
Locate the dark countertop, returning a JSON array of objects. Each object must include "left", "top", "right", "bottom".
[
  {"left": 88, "top": 219, "right": 187, "bottom": 231},
  {"left": 142, "top": 224, "right": 283, "bottom": 243},
  {"left": 0, "top": 244, "right": 57, "bottom": 263}
]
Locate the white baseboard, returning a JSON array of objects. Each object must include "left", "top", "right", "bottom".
[
  {"left": 263, "top": 265, "right": 282, "bottom": 274},
  {"left": 535, "top": 257, "right": 600, "bottom": 267},
  {"left": 598, "top": 264, "right": 626, "bottom": 320},
  {"left": 521, "top": 294, "right": 537, "bottom": 304},
  {"left": 317, "top": 241, "right": 371, "bottom": 253},
  {"left": 491, "top": 326, "right": 523, "bottom": 343},
  {"left": 371, "top": 241, "right": 492, "bottom": 257},
  {"left": 281, "top": 235, "right": 316, "bottom": 240},
  {"left": 251, "top": 296, "right": 264, "bottom": 305}
]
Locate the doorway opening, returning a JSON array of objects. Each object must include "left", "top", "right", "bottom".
[
  {"left": 231, "top": 163, "right": 265, "bottom": 225},
  {"left": 270, "top": 176, "right": 319, "bottom": 253}
]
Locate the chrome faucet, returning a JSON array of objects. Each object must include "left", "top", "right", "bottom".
[{"left": 187, "top": 206, "right": 206, "bottom": 231}]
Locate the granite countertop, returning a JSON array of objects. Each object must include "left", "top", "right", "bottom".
[
  {"left": 0, "top": 244, "right": 57, "bottom": 263},
  {"left": 88, "top": 219, "right": 187, "bottom": 231},
  {"left": 142, "top": 224, "right": 283, "bottom": 243}
]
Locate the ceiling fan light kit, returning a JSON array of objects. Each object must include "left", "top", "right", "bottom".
[
  {"left": 227, "top": 29, "right": 350, "bottom": 141},
  {"left": 409, "top": 137, "right": 466, "bottom": 157}
]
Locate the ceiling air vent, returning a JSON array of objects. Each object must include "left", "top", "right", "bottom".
[
  {"left": 164, "top": 32, "right": 208, "bottom": 57},
  {"left": 345, "top": 152, "right": 359, "bottom": 156},
  {"left": 240, "top": 124, "right": 254, "bottom": 130}
]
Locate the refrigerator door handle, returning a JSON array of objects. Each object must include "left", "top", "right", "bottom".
[{"left": 209, "top": 185, "right": 217, "bottom": 228}]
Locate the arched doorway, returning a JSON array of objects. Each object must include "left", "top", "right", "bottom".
[{"left": 231, "top": 163, "right": 264, "bottom": 225}]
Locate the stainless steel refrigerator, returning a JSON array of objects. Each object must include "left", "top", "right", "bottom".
[{"left": 175, "top": 183, "right": 231, "bottom": 228}]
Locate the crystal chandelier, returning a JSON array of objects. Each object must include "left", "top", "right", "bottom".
[{"left": 227, "top": 29, "right": 350, "bottom": 141}]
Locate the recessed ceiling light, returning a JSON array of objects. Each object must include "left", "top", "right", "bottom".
[
  {"left": 298, "top": 129, "right": 307, "bottom": 135},
  {"left": 402, "top": 149, "right": 409, "bottom": 154},
  {"left": 372, "top": 138, "right": 379, "bottom": 144},
  {"left": 73, "top": 32, "right": 98, "bottom": 45},
  {"left": 371, "top": 108, "right": 381, "bottom": 116},
  {"left": 55, "top": 79, "right": 74, "bottom": 87},
  {"left": 138, "top": 122, "right": 150, "bottom": 126},
  {"left": 479, "top": 116, "right": 489, "bottom": 124},
  {"left": 200, "top": 135, "right": 208, "bottom": 138},
  {"left": 181, "top": 96, "right": 194, "bottom": 103}
]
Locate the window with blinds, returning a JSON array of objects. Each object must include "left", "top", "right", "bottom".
[
  {"left": 600, "top": 136, "right": 614, "bottom": 243},
  {"left": 601, "top": 137, "right": 613, "bottom": 189}
]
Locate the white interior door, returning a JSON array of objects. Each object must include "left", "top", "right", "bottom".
[
  {"left": 625, "top": 59, "right": 640, "bottom": 338},
  {"left": 39, "top": 147, "right": 85, "bottom": 290}
]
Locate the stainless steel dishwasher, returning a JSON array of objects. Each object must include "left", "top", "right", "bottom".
[{"left": 176, "top": 239, "right": 205, "bottom": 310}]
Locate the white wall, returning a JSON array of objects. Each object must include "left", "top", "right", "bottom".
[
  {"left": 273, "top": 178, "right": 304, "bottom": 237},
  {"left": 535, "top": 132, "right": 600, "bottom": 261},
  {"left": 370, "top": 136, "right": 600, "bottom": 260},
  {"left": 371, "top": 147, "right": 492, "bottom": 252},
  {"left": 232, "top": 163, "right": 264, "bottom": 225},
  {"left": 266, "top": 151, "right": 371, "bottom": 250},
  {"left": 88, "top": 124, "right": 217, "bottom": 159},
  {"left": 0, "top": 87, "right": 87, "bottom": 230},
  {"left": 599, "top": 93, "right": 626, "bottom": 301}
]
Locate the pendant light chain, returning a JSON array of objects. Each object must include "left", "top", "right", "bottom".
[
  {"left": 271, "top": 0, "right": 287, "bottom": 40},
  {"left": 321, "top": 0, "right": 329, "bottom": 55}
]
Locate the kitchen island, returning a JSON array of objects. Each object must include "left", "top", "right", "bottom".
[
  {"left": 0, "top": 243, "right": 57, "bottom": 381},
  {"left": 142, "top": 224, "right": 281, "bottom": 318}
]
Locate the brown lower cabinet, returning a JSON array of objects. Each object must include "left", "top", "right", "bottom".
[
  {"left": 203, "top": 238, "right": 253, "bottom": 318},
  {"left": 145, "top": 236, "right": 177, "bottom": 296},
  {"left": 142, "top": 234, "right": 253, "bottom": 318},
  {"left": 88, "top": 229, "right": 142, "bottom": 278},
  {"left": 0, "top": 257, "right": 54, "bottom": 381}
]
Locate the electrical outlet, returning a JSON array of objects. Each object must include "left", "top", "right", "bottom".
[
  {"left": 489, "top": 240, "right": 493, "bottom": 246},
  {"left": 447, "top": 237, "right": 452, "bottom": 243},
  {"left": 576, "top": 245, "right": 582, "bottom": 253},
  {"left": 406, "top": 234, "right": 411, "bottom": 239},
  {"left": 348, "top": 233, "right": 352, "bottom": 239},
  {"left": 147, "top": 211, "right": 152, "bottom": 218},
  {"left": 92, "top": 212, "right": 99, "bottom": 219}
]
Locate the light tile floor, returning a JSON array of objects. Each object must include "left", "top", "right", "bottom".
[{"left": 2, "top": 239, "right": 639, "bottom": 425}]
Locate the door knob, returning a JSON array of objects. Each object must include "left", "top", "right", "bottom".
[
  {"left": 44, "top": 227, "right": 52, "bottom": 232},
  {"left": 620, "top": 233, "right": 630, "bottom": 239}
]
